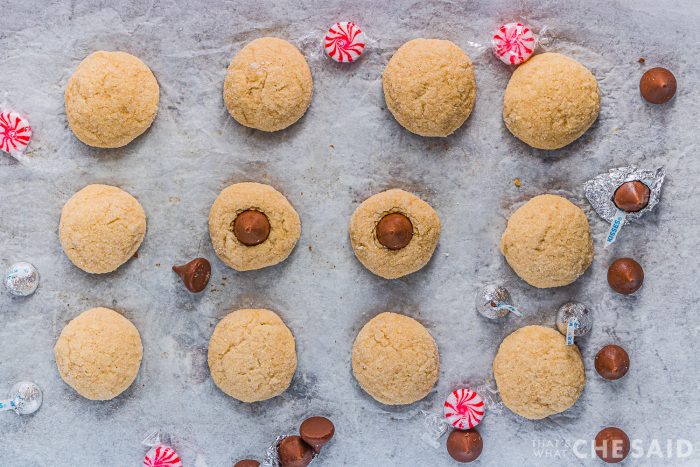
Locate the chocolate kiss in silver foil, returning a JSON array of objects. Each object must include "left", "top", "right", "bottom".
[
  {"left": 556, "top": 302, "right": 592, "bottom": 338},
  {"left": 475, "top": 285, "right": 521, "bottom": 319},
  {"left": 583, "top": 166, "right": 665, "bottom": 223}
]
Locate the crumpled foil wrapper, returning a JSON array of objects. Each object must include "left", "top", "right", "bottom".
[
  {"left": 263, "top": 435, "right": 317, "bottom": 467},
  {"left": 555, "top": 302, "right": 592, "bottom": 338},
  {"left": 10, "top": 381, "right": 42, "bottom": 415},
  {"left": 583, "top": 166, "right": 666, "bottom": 223},
  {"left": 475, "top": 285, "right": 520, "bottom": 320}
]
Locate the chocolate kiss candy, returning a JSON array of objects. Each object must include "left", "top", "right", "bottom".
[
  {"left": 640, "top": 67, "right": 676, "bottom": 104},
  {"left": 595, "top": 427, "right": 630, "bottom": 463},
  {"left": 233, "top": 210, "right": 271, "bottom": 246},
  {"left": 376, "top": 212, "right": 413, "bottom": 250},
  {"left": 446, "top": 428, "right": 483, "bottom": 463},
  {"left": 299, "top": 416, "right": 335, "bottom": 453},
  {"left": 172, "top": 258, "right": 211, "bottom": 293},
  {"left": 613, "top": 181, "right": 650, "bottom": 213},
  {"left": 277, "top": 435, "right": 313, "bottom": 467},
  {"left": 595, "top": 345, "right": 630, "bottom": 380},
  {"left": 234, "top": 461, "right": 260, "bottom": 467},
  {"left": 607, "top": 258, "right": 644, "bottom": 295}
]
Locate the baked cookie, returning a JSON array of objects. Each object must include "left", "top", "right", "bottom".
[
  {"left": 350, "top": 189, "right": 440, "bottom": 279},
  {"left": 503, "top": 53, "right": 600, "bottom": 150},
  {"left": 493, "top": 325, "right": 585, "bottom": 419},
  {"left": 54, "top": 307, "right": 143, "bottom": 400},
  {"left": 209, "top": 182, "right": 301, "bottom": 271},
  {"left": 59, "top": 184, "right": 147, "bottom": 274},
  {"left": 383, "top": 39, "right": 476, "bottom": 137},
  {"left": 65, "top": 51, "right": 159, "bottom": 148},
  {"left": 352, "top": 312, "right": 439, "bottom": 405},
  {"left": 501, "top": 194, "right": 592, "bottom": 288},
  {"left": 208, "top": 308, "right": 296, "bottom": 403},
  {"left": 223, "top": 37, "right": 313, "bottom": 132}
]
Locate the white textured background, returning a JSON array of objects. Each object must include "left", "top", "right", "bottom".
[{"left": 1, "top": 0, "right": 699, "bottom": 465}]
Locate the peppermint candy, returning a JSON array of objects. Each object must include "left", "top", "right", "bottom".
[
  {"left": 443, "top": 388, "right": 485, "bottom": 430},
  {"left": 324, "top": 21, "right": 366, "bottom": 63},
  {"left": 492, "top": 22, "right": 535, "bottom": 65},
  {"left": 144, "top": 445, "right": 182, "bottom": 467},
  {"left": 0, "top": 111, "right": 32, "bottom": 156}
]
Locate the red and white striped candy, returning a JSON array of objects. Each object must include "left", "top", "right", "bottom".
[
  {"left": 0, "top": 111, "right": 32, "bottom": 156},
  {"left": 324, "top": 21, "right": 366, "bottom": 63},
  {"left": 144, "top": 445, "right": 182, "bottom": 467},
  {"left": 443, "top": 388, "right": 485, "bottom": 430},
  {"left": 492, "top": 22, "right": 535, "bottom": 65}
]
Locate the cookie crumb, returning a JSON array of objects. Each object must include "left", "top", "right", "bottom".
[
  {"left": 638, "top": 57, "right": 646, "bottom": 63},
  {"left": 514, "top": 178, "right": 521, "bottom": 188}
]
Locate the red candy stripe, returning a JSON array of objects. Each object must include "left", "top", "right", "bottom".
[
  {"left": 324, "top": 21, "right": 366, "bottom": 63},
  {"left": 143, "top": 445, "right": 182, "bottom": 467},
  {"left": 0, "top": 111, "right": 32, "bottom": 156},
  {"left": 444, "top": 388, "right": 485, "bottom": 430}
]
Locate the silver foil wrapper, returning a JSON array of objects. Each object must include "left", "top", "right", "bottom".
[
  {"left": 11, "top": 381, "right": 42, "bottom": 415},
  {"left": 583, "top": 166, "right": 665, "bottom": 223},
  {"left": 4, "top": 262, "right": 39, "bottom": 297},
  {"left": 475, "top": 285, "right": 520, "bottom": 319},
  {"left": 556, "top": 302, "right": 592, "bottom": 338}
]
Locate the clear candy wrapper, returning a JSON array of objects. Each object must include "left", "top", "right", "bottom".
[
  {"left": 143, "top": 429, "right": 182, "bottom": 467},
  {"left": 584, "top": 166, "right": 666, "bottom": 245},
  {"left": 490, "top": 19, "right": 552, "bottom": 65}
]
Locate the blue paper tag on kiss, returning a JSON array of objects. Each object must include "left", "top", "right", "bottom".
[
  {"left": 605, "top": 208, "right": 627, "bottom": 248},
  {"left": 566, "top": 318, "right": 579, "bottom": 345}
]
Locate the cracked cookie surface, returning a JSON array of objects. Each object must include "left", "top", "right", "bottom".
[
  {"left": 500, "top": 194, "right": 593, "bottom": 288},
  {"left": 350, "top": 189, "right": 440, "bottom": 279},
  {"left": 223, "top": 37, "right": 313, "bottom": 132},
  {"left": 493, "top": 325, "right": 585, "bottom": 420},
  {"left": 503, "top": 52, "right": 600, "bottom": 150},
  {"left": 65, "top": 51, "right": 159, "bottom": 148},
  {"left": 352, "top": 312, "right": 439, "bottom": 405},
  {"left": 382, "top": 39, "right": 475, "bottom": 137},
  {"left": 54, "top": 307, "right": 143, "bottom": 401},
  {"left": 208, "top": 308, "right": 297, "bottom": 403},
  {"left": 59, "top": 184, "right": 146, "bottom": 274},
  {"left": 209, "top": 182, "right": 301, "bottom": 271}
]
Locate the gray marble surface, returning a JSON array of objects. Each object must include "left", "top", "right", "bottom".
[{"left": 1, "top": 0, "right": 699, "bottom": 465}]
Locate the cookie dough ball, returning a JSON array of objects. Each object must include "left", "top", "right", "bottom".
[
  {"left": 223, "top": 37, "right": 313, "bottom": 132},
  {"left": 209, "top": 182, "right": 301, "bottom": 271},
  {"left": 501, "top": 194, "right": 592, "bottom": 288},
  {"left": 352, "top": 312, "right": 439, "bottom": 405},
  {"left": 503, "top": 53, "right": 600, "bottom": 149},
  {"left": 59, "top": 184, "right": 147, "bottom": 274},
  {"left": 350, "top": 189, "right": 440, "bottom": 279},
  {"left": 208, "top": 309, "right": 297, "bottom": 402},
  {"left": 493, "top": 325, "right": 585, "bottom": 419},
  {"left": 65, "top": 51, "right": 159, "bottom": 148},
  {"left": 54, "top": 307, "right": 143, "bottom": 400},
  {"left": 383, "top": 39, "right": 476, "bottom": 137}
]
